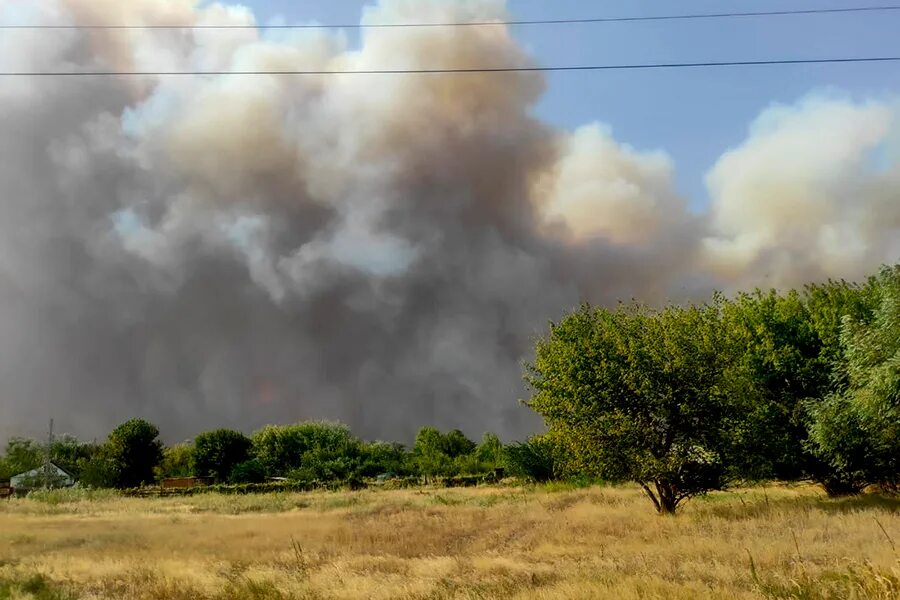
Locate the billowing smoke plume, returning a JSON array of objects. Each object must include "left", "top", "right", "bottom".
[
  {"left": 0, "top": 0, "right": 897, "bottom": 442},
  {"left": 703, "top": 94, "right": 900, "bottom": 287}
]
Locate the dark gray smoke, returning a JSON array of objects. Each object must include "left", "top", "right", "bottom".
[{"left": 0, "top": 0, "right": 896, "bottom": 443}]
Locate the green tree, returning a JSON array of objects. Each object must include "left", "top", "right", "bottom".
[
  {"left": 105, "top": 418, "right": 164, "bottom": 488},
  {"left": 475, "top": 433, "right": 504, "bottom": 468},
  {"left": 193, "top": 429, "right": 251, "bottom": 482},
  {"left": 155, "top": 443, "right": 194, "bottom": 480},
  {"left": 503, "top": 435, "right": 558, "bottom": 482},
  {"left": 721, "top": 289, "right": 825, "bottom": 480},
  {"left": 77, "top": 447, "right": 117, "bottom": 488},
  {"left": 410, "top": 427, "right": 480, "bottom": 477},
  {"left": 803, "top": 394, "right": 873, "bottom": 495},
  {"left": 251, "top": 421, "right": 358, "bottom": 479},
  {"left": 0, "top": 437, "right": 44, "bottom": 479},
  {"left": 806, "top": 266, "right": 900, "bottom": 494},
  {"left": 526, "top": 301, "right": 742, "bottom": 514},
  {"left": 50, "top": 435, "right": 100, "bottom": 479},
  {"left": 410, "top": 427, "right": 450, "bottom": 477},
  {"left": 442, "top": 429, "right": 477, "bottom": 458},
  {"left": 720, "top": 279, "right": 878, "bottom": 486},
  {"left": 804, "top": 277, "right": 879, "bottom": 391},
  {"left": 0, "top": 435, "right": 101, "bottom": 481},
  {"left": 356, "top": 441, "right": 408, "bottom": 477}
]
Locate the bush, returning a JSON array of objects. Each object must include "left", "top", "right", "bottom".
[
  {"left": 504, "top": 436, "right": 557, "bottom": 482},
  {"left": 26, "top": 486, "right": 120, "bottom": 504},
  {"left": 229, "top": 458, "right": 267, "bottom": 484}
]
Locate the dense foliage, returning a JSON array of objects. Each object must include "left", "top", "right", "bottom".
[
  {"left": 3, "top": 266, "right": 898, "bottom": 513},
  {"left": 526, "top": 299, "right": 742, "bottom": 513},
  {"left": 155, "top": 443, "right": 194, "bottom": 480},
  {"left": 805, "top": 266, "right": 900, "bottom": 494},
  {"left": 193, "top": 429, "right": 251, "bottom": 482},
  {"left": 523, "top": 267, "right": 894, "bottom": 512},
  {"left": 58, "top": 418, "right": 165, "bottom": 489}
]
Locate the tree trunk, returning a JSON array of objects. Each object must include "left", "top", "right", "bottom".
[
  {"left": 640, "top": 480, "right": 680, "bottom": 514},
  {"left": 655, "top": 480, "right": 679, "bottom": 515},
  {"left": 640, "top": 482, "right": 661, "bottom": 513}
]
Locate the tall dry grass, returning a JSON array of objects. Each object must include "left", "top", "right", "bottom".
[{"left": 0, "top": 483, "right": 898, "bottom": 599}]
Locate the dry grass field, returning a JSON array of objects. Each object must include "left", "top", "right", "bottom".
[{"left": 0, "top": 483, "right": 898, "bottom": 599}]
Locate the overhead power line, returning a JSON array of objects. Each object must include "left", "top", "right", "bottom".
[
  {"left": 3, "top": 56, "right": 900, "bottom": 77},
  {"left": 3, "top": 5, "right": 900, "bottom": 30}
]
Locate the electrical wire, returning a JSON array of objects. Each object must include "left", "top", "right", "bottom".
[
  {"left": 3, "top": 56, "right": 900, "bottom": 77},
  {"left": 2, "top": 5, "right": 899, "bottom": 30}
]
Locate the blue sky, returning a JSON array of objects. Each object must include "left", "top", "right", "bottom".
[{"left": 242, "top": 0, "right": 900, "bottom": 211}]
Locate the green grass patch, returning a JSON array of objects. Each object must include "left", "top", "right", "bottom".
[{"left": 0, "top": 573, "right": 76, "bottom": 600}]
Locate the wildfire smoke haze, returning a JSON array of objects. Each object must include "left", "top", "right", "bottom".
[{"left": 0, "top": 0, "right": 897, "bottom": 442}]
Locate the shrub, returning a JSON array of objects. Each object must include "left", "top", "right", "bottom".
[
  {"left": 229, "top": 458, "right": 267, "bottom": 484},
  {"left": 504, "top": 435, "right": 558, "bottom": 482}
]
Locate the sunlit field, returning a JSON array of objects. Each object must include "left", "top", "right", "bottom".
[{"left": 1, "top": 483, "right": 898, "bottom": 599}]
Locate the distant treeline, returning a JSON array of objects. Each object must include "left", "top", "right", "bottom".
[
  {"left": 2, "top": 265, "right": 899, "bottom": 513},
  {"left": 0, "top": 421, "right": 540, "bottom": 491}
]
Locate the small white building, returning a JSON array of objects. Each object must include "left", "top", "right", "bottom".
[{"left": 10, "top": 463, "right": 75, "bottom": 489}]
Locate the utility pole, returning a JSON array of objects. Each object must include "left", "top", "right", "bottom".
[{"left": 43, "top": 418, "right": 53, "bottom": 488}]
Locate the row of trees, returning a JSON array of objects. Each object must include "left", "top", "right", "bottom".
[
  {"left": 0, "top": 420, "right": 528, "bottom": 490},
  {"left": 526, "top": 265, "right": 900, "bottom": 513}
]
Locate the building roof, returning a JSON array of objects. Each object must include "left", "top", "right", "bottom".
[{"left": 10, "top": 462, "right": 75, "bottom": 487}]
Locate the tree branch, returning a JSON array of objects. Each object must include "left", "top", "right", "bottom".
[{"left": 639, "top": 481, "right": 661, "bottom": 513}]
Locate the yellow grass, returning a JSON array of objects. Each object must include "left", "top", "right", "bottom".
[{"left": 1, "top": 483, "right": 898, "bottom": 599}]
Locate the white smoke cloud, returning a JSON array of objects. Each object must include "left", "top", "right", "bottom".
[
  {"left": 0, "top": 0, "right": 897, "bottom": 442},
  {"left": 703, "top": 93, "right": 900, "bottom": 287},
  {"left": 540, "top": 123, "right": 692, "bottom": 246}
]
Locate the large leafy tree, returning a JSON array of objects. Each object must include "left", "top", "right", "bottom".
[
  {"left": 51, "top": 435, "right": 101, "bottom": 479},
  {"left": 105, "top": 418, "right": 164, "bottom": 488},
  {"left": 803, "top": 277, "right": 879, "bottom": 391},
  {"left": 193, "top": 429, "right": 251, "bottom": 482},
  {"left": 721, "top": 289, "right": 817, "bottom": 480},
  {"left": 0, "top": 437, "right": 44, "bottom": 479},
  {"left": 806, "top": 266, "right": 900, "bottom": 494},
  {"left": 410, "top": 427, "right": 479, "bottom": 477},
  {"left": 475, "top": 432, "right": 504, "bottom": 468},
  {"left": 410, "top": 427, "right": 453, "bottom": 477},
  {"left": 0, "top": 435, "right": 102, "bottom": 481},
  {"left": 719, "top": 279, "right": 878, "bottom": 486},
  {"left": 720, "top": 287, "right": 854, "bottom": 481},
  {"left": 526, "top": 300, "right": 742, "bottom": 514},
  {"left": 155, "top": 443, "right": 195, "bottom": 480}
]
